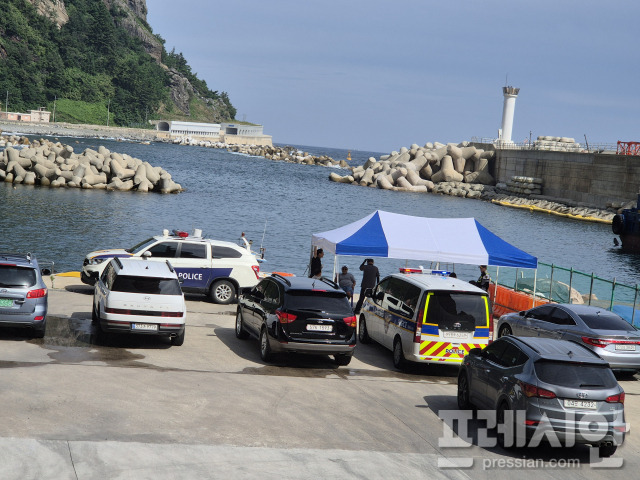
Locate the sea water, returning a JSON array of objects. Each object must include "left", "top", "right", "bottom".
[{"left": 1, "top": 137, "right": 638, "bottom": 287}]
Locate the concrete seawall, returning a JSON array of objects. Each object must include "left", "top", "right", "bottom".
[{"left": 494, "top": 149, "right": 640, "bottom": 208}]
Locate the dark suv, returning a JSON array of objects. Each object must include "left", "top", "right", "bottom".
[
  {"left": 236, "top": 275, "right": 357, "bottom": 366},
  {"left": 0, "top": 253, "right": 51, "bottom": 338}
]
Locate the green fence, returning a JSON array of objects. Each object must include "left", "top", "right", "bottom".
[{"left": 489, "top": 262, "right": 640, "bottom": 326}]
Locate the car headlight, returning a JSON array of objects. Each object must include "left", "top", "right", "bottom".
[{"left": 88, "top": 258, "right": 106, "bottom": 265}]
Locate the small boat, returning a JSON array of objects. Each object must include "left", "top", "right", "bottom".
[{"left": 613, "top": 194, "right": 640, "bottom": 252}]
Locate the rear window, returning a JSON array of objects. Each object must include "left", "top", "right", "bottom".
[
  {"left": 578, "top": 311, "right": 637, "bottom": 331},
  {"left": 212, "top": 246, "right": 243, "bottom": 259},
  {"left": 111, "top": 276, "right": 182, "bottom": 295},
  {"left": 534, "top": 361, "right": 618, "bottom": 389},
  {"left": 0, "top": 265, "right": 37, "bottom": 288},
  {"left": 285, "top": 290, "right": 352, "bottom": 315},
  {"left": 425, "top": 292, "right": 488, "bottom": 330}
]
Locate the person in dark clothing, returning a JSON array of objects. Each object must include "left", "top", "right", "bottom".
[
  {"left": 309, "top": 248, "right": 324, "bottom": 278},
  {"left": 354, "top": 258, "right": 380, "bottom": 313},
  {"left": 470, "top": 265, "right": 490, "bottom": 291}
]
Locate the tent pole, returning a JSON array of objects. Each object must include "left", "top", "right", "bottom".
[
  {"left": 494, "top": 266, "right": 500, "bottom": 312},
  {"left": 532, "top": 269, "right": 538, "bottom": 308},
  {"left": 333, "top": 255, "right": 338, "bottom": 283}
]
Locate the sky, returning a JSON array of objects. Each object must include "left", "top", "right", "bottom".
[{"left": 146, "top": 0, "right": 640, "bottom": 153}]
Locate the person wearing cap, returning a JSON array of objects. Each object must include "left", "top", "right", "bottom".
[
  {"left": 354, "top": 258, "right": 380, "bottom": 314},
  {"left": 470, "top": 265, "right": 490, "bottom": 291},
  {"left": 309, "top": 247, "right": 324, "bottom": 278},
  {"left": 337, "top": 265, "right": 356, "bottom": 302}
]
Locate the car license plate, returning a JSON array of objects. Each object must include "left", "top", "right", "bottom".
[
  {"left": 563, "top": 399, "right": 597, "bottom": 410},
  {"left": 442, "top": 331, "right": 468, "bottom": 339},
  {"left": 615, "top": 344, "right": 636, "bottom": 351},
  {"left": 131, "top": 323, "right": 158, "bottom": 331},
  {"left": 307, "top": 324, "right": 332, "bottom": 332},
  {"left": 0, "top": 298, "right": 13, "bottom": 307}
]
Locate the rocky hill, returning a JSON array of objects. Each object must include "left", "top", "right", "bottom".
[{"left": 3, "top": 0, "right": 234, "bottom": 125}]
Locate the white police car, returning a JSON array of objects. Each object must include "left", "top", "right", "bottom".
[{"left": 82, "top": 229, "right": 261, "bottom": 304}]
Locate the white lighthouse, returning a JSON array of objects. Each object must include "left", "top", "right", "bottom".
[{"left": 499, "top": 86, "right": 520, "bottom": 145}]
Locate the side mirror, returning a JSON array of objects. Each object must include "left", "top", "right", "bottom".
[
  {"left": 364, "top": 288, "right": 374, "bottom": 298},
  {"left": 375, "top": 291, "right": 384, "bottom": 301},
  {"left": 519, "top": 310, "right": 526, "bottom": 316},
  {"left": 142, "top": 251, "right": 152, "bottom": 259},
  {"left": 41, "top": 268, "right": 52, "bottom": 276},
  {"left": 468, "top": 347, "right": 482, "bottom": 356},
  {"left": 253, "top": 290, "right": 264, "bottom": 300}
]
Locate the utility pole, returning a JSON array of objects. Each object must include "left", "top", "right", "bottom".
[
  {"left": 5, "top": 91, "right": 8, "bottom": 114},
  {"left": 53, "top": 95, "right": 57, "bottom": 123},
  {"left": 106, "top": 99, "right": 110, "bottom": 127}
]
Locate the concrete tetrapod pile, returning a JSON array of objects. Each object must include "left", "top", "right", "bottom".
[
  {"left": 168, "top": 136, "right": 349, "bottom": 168},
  {"left": 0, "top": 135, "right": 183, "bottom": 193},
  {"left": 329, "top": 142, "right": 495, "bottom": 195}
]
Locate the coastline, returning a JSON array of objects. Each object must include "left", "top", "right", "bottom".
[{"left": 0, "top": 119, "right": 159, "bottom": 142}]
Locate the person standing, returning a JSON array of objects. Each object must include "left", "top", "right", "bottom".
[
  {"left": 337, "top": 265, "right": 356, "bottom": 304},
  {"left": 354, "top": 258, "right": 380, "bottom": 314},
  {"left": 470, "top": 265, "right": 490, "bottom": 291},
  {"left": 309, "top": 248, "right": 324, "bottom": 278}
]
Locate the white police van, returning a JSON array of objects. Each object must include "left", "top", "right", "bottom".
[
  {"left": 82, "top": 229, "right": 261, "bottom": 304},
  {"left": 358, "top": 270, "right": 492, "bottom": 369}
]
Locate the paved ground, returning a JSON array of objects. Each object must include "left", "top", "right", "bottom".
[{"left": 0, "top": 275, "right": 639, "bottom": 479}]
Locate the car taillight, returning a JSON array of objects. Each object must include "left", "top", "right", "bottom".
[
  {"left": 414, "top": 307, "right": 424, "bottom": 343},
  {"left": 160, "top": 311, "right": 184, "bottom": 317},
  {"left": 520, "top": 381, "right": 556, "bottom": 399},
  {"left": 26, "top": 288, "right": 47, "bottom": 298},
  {"left": 606, "top": 392, "right": 625, "bottom": 404},
  {"left": 106, "top": 307, "right": 131, "bottom": 315},
  {"left": 276, "top": 309, "right": 296, "bottom": 323},
  {"left": 343, "top": 315, "right": 356, "bottom": 327},
  {"left": 582, "top": 337, "right": 609, "bottom": 348},
  {"left": 251, "top": 265, "right": 260, "bottom": 279}
]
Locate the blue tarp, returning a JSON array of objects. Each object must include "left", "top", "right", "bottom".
[{"left": 311, "top": 210, "right": 537, "bottom": 268}]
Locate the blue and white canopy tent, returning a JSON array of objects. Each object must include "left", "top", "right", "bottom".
[{"left": 311, "top": 210, "right": 538, "bottom": 300}]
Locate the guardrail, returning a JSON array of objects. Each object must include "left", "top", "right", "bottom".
[
  {"left": 469, "top": 137, "right": 619, "bottom": 153},
  {"left": 490, "top": 262, "right": 640, "bottom": 325}
]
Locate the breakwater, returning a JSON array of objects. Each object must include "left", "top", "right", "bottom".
[
  {"left": 0, "top": 134, "right": 183, "bottom": 193},
  {"left": 328, "top": 141, "right": 618, "bottom": 223}
]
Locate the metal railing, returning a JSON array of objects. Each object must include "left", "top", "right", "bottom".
[
  {"left": 469, "top": 137, "right": 618, "bottom": 153},
  {"left": 490, "top": 262, "right": 640, "bottom": 326}
]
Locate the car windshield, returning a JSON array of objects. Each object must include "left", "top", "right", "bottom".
[
  {"left": 425, "top": 292, "right": 488, "bottom": 330},
  {"left": 534, "top": 361, "right": 618, "bottom": 388},
  {"left": 578, "top": 311, "right": 637, "bottom": 331},
  {"left": 111, "top": 276, "right": 182, "bottom": 295},
  {"left": 127, "top": 238, "right": 157, "bottom": 254},
  {"left": 0, "top": 265, "right": 37, "bottom": 288},
  {"left": 285, "top": 290, "right": 352, "bottom": 315}
]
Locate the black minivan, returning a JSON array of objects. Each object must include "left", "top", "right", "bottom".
[{"left": 235, "top": 274, "right": 356, "bottom": 366}]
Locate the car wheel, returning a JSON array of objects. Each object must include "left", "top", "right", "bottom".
[
  {"left": 171, "top": 328, "right": 185, "bottom": 346},
  {"left": 498, "top": 324, "right": 512, "bottom": 337},
  {"left": 32, "top": 323, "right": 46, "bottom": 339},
  {"left": 334, "top": 354, "right": 352, "bottom": 366},
  {"left": 209, "top": 280, "right": 236, "bottom": 304},
  {"left": 235, "top": 310, "right": 249, "bottom": 339},
  {"left": 392, "top": 337, "right": 407, "bottom": 370},
  {"left": 496, "top": 402, "right": 513, "bottom": 450},
  {"left": 599, "top": 444, "right": 617, "bottom": 458},
  {"left": 457, "top": 373, "right": 472, "bottom": 409},
  {"left": 259, "top": 327, "right": 273, "bottom": 362},
  {"left": 358, "top": 315, "right": 371, "bottom": 344}
]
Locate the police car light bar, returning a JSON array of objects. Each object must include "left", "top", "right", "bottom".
[{"left": 399, "top": 267, "right": 450, "bottom": 276}]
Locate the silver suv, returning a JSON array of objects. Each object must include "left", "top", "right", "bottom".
[
  {"left": 0, "top": 253, "right": 51, "bottom": 338},
  {"left": 458, "top": 336, "right": 626, "bottom": 457}
]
